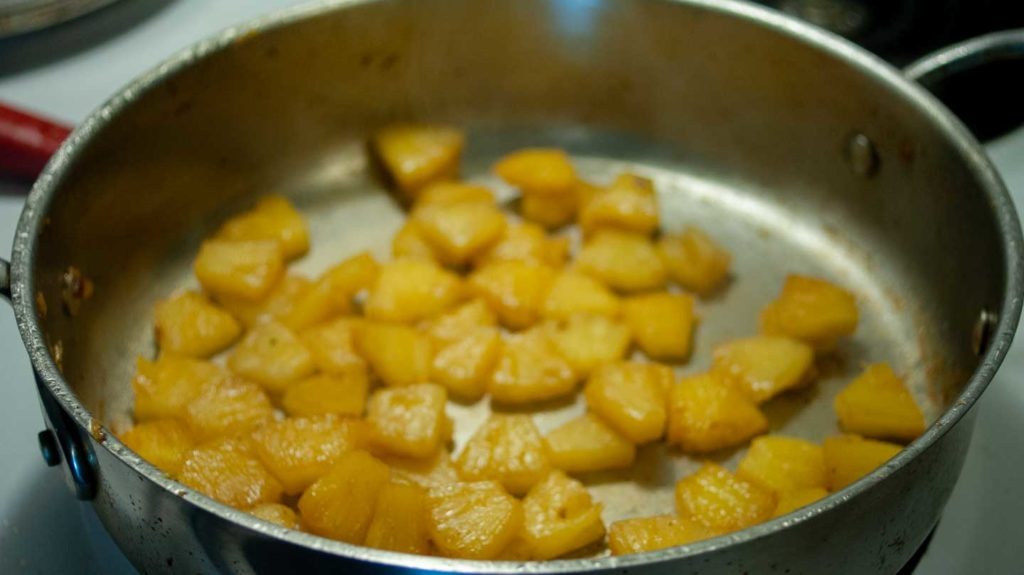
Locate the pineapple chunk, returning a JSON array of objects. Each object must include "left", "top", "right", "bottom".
[
  {"left": 184, "top": 378, "right": 274, "bottom": 441},
  {"left": 542, "top": 271, "right": 621, "bottom": 320},
  {"left": 474, "top": 222, "right": 569, "bottom": 268},
  {"left": 384, "top": 450, "right": 461, "bottom": 488},
  {"left": 194, "top": 239, "right": 285, "bottom": 302},
  {"left": 353, "top": 321, "right": 433, "bottom": 387},
  {"left": 248, "top": 503, "right": 301, "bottom": 529},
  {"left": 488, "top": 327, "right": 577, "bottom": 405},
  {"left": 674, "top": 463, "right": 776, "bottom": 532},
  {"left": 373, "top": 125, "right": 464, "bottom": 199},
  {"left": 823, "top": 434, "right": 902, "bottom": 490},
  {"left": 736, "top": 436, "right": 826, "bottom": 494},
  {"left": 368, "top": 383, "right": 449, "bottom": 458},
  {"left": 579, "top": 173, "right": 658, "bottom": 236},
  {"left": 658, "top": 228, "right": 732, "bottom": 296},
  {"left": 280, "top": 252, "right": 379, "bottom": 331},
  {"left": 622, "top": 292, "right": 696, "bottom": 362},
  {"left": 546, "top": 314, "right": 631, "bottom": 375},
  {"left": 119, "top": 419, "right": 194, "bottom": 475},
  {"left": 217, "top": 274, "right": 311, "bottom": 328},
  {"left": 392, "top": 221, "right": 438, "bottom": 262},
  {"left": 179, "top": 437, "right": 283, "bottom": 508},
  {"left": 298, "top": 450, "right": 392, "bottom": 544},
  {"left": 575, "top": 230, "right": 667, "bottom": 292},
  {"left": 364, "top": 259, "right": 464, "bottom": 323},
  {"left": 494, "top": 148, "right": 576, "bottom": 196},
  {"left": 522, "top": 471, "right": 606, "bottom": 560},
  {"left": 227, "top": 321, "right": 315, "bottom": 393},
  {"left": 281, "top": 372, "right": 369, "bottom": 418},
  {"left": 412, "top": 201, "right": 507, "bottom": 265},
  {"left": 427, "top": 481, "right": 524, "bottom": 559},
  {"left": 608, "top": 515, "right": 715, "bottom": 555},
  {"left": 300, "top": 317, "right": 366, "bottom": 377},
  {"left": 131, "top": 356, "right": 226, "bottom": 420},
  {"left": 521, "top": 192, "right": 577, "bottom": 229},
  {"left": 834, "top": 363, "right": 925, "bottom": 442},
  {"left": 761, "top": 275, "right": 859, "bottom": 350},
  {"left": 456, "top": 414, "right": 551, "bottom": 495},
  {"left": 773, "top": 487, "right": 828, "bottom": 518},
  {"left": 425, "top": 299, "right": 498, "bottom": 345},
  {"left": 216, "top": 195, "right": 310, "bottom": 260},
  {"left": 252, "top": 415, "right": 366, "bottom": 495},
  {"left": 365, "top": 482, "right": 432, "bottom": 554},
  {"left": 666, "top": 373, "right": 768, "bottom": 453},
  {"left": 431, "top": 327, "right": 501, "bottom": 400},
  {"left": 584, "top": 362, "right": 673, "bottom": 444},
  {"left": 469, "top": 261, "right": 557, "bottom": 330},
  {"left": 415, "top": 181, "right": 495, "bottom": 207},
  {"left": 545, "top": 413, "right": 636, "bottom": 473},
  {"left": 711, "top": 336, "right": 814, "bottom": 404},
  {"left": 154, "top": 291, "right": 241, "bottom": 358}
]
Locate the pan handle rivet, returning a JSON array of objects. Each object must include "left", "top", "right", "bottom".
[
  {"left": 972, "top": 308, "right": 997, "bottom": 357},
  {"left": 845, "top": 133, "right": 878, "bottom": 177}
]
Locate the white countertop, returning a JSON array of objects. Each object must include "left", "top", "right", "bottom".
[{"left": 1, "top": 2, "right": 1022, "bottom": 573}]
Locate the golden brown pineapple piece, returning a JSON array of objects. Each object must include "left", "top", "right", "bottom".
[
  {"left": 415, "top": 181, "right": 495, "bottom": 207},
  {"left": 607, "top": 515, "right": 716, "bottom": 555},
  {"left": 575, "top": 230, "right": 667, "bottom": 292},
  {"left": 773, "top": 487, "right": 828, "bottom": 517},
  {"left": 674, "top": 463, "right": 776, "bottom": 533},
  {"left": 431, "top": 327, "right": 501, "bottom": 401},
  {"left": 494, "top": 148, "right": 576, "bottom": 196},
  {"left": 252, "top": 415, "right": 366, "bottom": 495},
  {"left": 247, "top": 503, "right": 301, "bottom": 529},
  {"left": 666, "top": 373, "right": 768, "bottom": 453},
  {"left": 194, "top": 239, "right": 285, "bottom": 302},
  {"left": 365, "top": 482, "right": 432, "bottom": 554},
  {"left": 119, "top": 419, "right": 195, "bottom": 475},
  {"left": 179, "top": 437, "right": 283, "bottom": 508},
  {"left": 522, "top": 471, "right": 606, "bottom": 560},
  {"left": 217, "top": 274, "right": 311, "bottom": 328},
  {"left": 384, "top": 450, "right": 461, "bottom": 488},
  {"left": 542, "top": 270, "right": 621, "bottom": 320},
  {"left": 711, "top": 336, "right": 814, "bottom": 404},
  {"left": 412, "top": 200, "right": 507, "bottom": 266},
  {"left": 364, "top": 259, "right": 464, "bottom": 323},
  {"left": 455, "top": 414, "right": 551, "bottom": 495},
  {"left": 427, "top": 481, "right": 524, "bottom": 559},
  {"left": 300, "top": 317, "right": 366, "bottom": 377},
  {"left": 154, "top": 291, "right": 241, "bottom": 358},
  {"left": 834, "top": 363, "right": 925, "bottom": 442},
  {"left": 227, "top": 321, "right": 315, "bottom": 393},
  {"left": 298, "top": 450, "right": 392, "bottom": 544},
  {"left": 373, "top": 125, "right": 464, "bottom": 200},
  {"left": 520, "top": 192, "right": 577, "bottom": 229},
  {"left": 280, "top": 252, "right": 379, "bottom": 331},
  {"left": 546, "top": 314, "right": 632, "bottom": 376},
  {"left": 657, "top": 228, "right": 732, "bottom": 296},
  {"left": 392, "top": 221, "right": 438, "bottom": 262},
  {"left": 761, "top": 275, "right": 859, "bottom": 350},
  {"left": 282, "top": 372, "right": 369, "bottom": 418},
  {"left": 736, "top": 436, "right": 826, "bottom": 494},
  {"left": 425, "top": 299, "right": 498, "bottom": 344},
  {"left": 474, "top": 222, "right": 569, "bottom": 268},
  {"left": 584, "top": 361, "right": 673, "bottom": 444},
  {"left": 367, "top": 383, "right": 449, "bottom": 459},
  {"left": 545, "top": 413, "right": 636, "bottom": 473},
  {"left": 488, "top": 326, "right": 577, "bottom": 405},
  {"left": 579, "top": 173, "right": 658, "bottom": 236},
  {"left": 216, "top": 195, "right": 310, "bottom": 260},
  {"left": 823, "top": 434, "right": 902, "bottom": 491},
  {"left": 184, "top": 378, "right": 274, "bottom": 441},
  {"left": 353, "top": 321, "right": 433, "bottom": 387},
  {"left": 131, "top": 356, "right": 226, "bottom": 420},
  {"left": 469, "top": 261, "right": 557, "bottom": 330},
  {"left": 622, "top": 292, "right": 696, "bottom": 362}
]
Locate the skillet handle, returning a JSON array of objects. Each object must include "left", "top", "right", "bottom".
[{"left": 0, "top": 102, "right": 72, "bottom": 180}]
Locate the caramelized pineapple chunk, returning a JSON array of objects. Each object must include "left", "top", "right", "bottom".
[
  {"left": 365, "top": 482, "right": 432, "bottom": 554},
  {"left": 354, "top": 321, "right": 433, "bottom": 387},
  {"left": 608, "top": 515, "right": 715, "bottom": 555},
  {"left": 280, "top": 252, "right": 379, "bottom": 331},
  {"left": 761, "top": 275, "right": 858, "bottom": 350},
  {"left": 298, "top": 450, "right": 392, "bottom": 544},
  {"left": 412, "top": 201, "right": 507, "bottom": 265},
  {"left": 823, "top": 434, "right": 902, "bottom": 491},
  {"left": 373, "top": 125, "right": 464, "bottom": 199},
  {"left": 425, "top": 299, "right": 497, "bottom": 344},
  {"left": 184, "top": 378, "right": 274, "bottom": 441},
  {"left": 427, "top": 481, "right": 524, "bottom": 559},
  {"left": 575, "top": 230, "right": 667, "bottom": 292},
  {"left": 674, "top": 463, "right": 776, "bottom": 532},
  {"left": 392, "top": 220, "right": 438, "bottom": 261},
  {"left": 431, "top": 327, "right": 501, "bottom": 400},
  {"left": 657, "top": 228, "right": 732, "bottom": 295},
  {"left": 545, "top": 413, "right": 636, "bottom": 473},
  {"left": 474, "top": 222, "right": 569, "bottom": 268},
  {"left": 469, "top": 261, "right": 557, "bottom": 330},
  {"left": 217, "top": 274, "right": 311, "bottom": 328},
  {"left": 300, "top": 317, "right": 366, "bottom": 377},
  {"left": 415, "top": 181, "right": 495, "bottom": 207},
  {"left": 666, "top": 373, "right": 768, "bottom": 453},
  {"left": 227, "top": 321, "right": 315, "bottom": 393},
  {"left": 194, "top": 239, "right": 285, "bottom": 302},
  {"left": 216, "top": 195, "right": 310, "bottom": 260},
  {"left": 364, "top": 259, "right": 464, "bottom": 323},
  {"left": 179, "top": 437, "right": 283, "bottom": 508},
  {"left": 494, "top": 148, "right": 576, "bottom": 196},
  {"left": 247, "top": 503, "right": 301, "bottom": 529},
  {"left": 120, "top": 419, "right": 194, "bottom": 475},
  {"left": 521, "top": 192, "right": 578, "bottom": 229},
  {"left": 488, "top": 326, "right": 577, "bottom": 405},
  {"left": 522, "top": 471, "right": 606, "bottom": 559},
  {"left": 834, "top": 363, "right": 925, "bottom": 442},
  {"left": 547, "top": 314, "right": 631, "bottom": 376},
  {"left": 253, "top": 415, "right": 365, "bottom": 495},
  {"left": 579, "top": 173, "right": 658, "bottom": 236},
  {"left": 368, "top": 383, "right": 449, "bottom": 458},
  {"left": 584, "top": 362, "right": 673, "bottom": 444},
  {"left": 384, "top": 450, "right": 461, "bottom": 488},
  {"left": 542, "top": 271, "right": 621, "bottom": 320},
  {"left": 281, "top": 372, "right": 369, "bottom": 418},
  {"left": 456, "top": 414, "right": 551, "bottom": 495},
  {"left": 711, "top": 336, "right": 814, "bottom": 403},
  {"left": 773, "top": 487, "right": 828, "bottom": 518},
  {"left": 622, "top": 292, "right": 695, "bottom": 362},
  {"left": 132, "top": 356, "right": 226, "bottom": 420},
  {"left": 736, "top": 436, "right": 826, "bottom": 494},
  {"left": 154, "top": 291, "right": 241, "bottom": 358}
]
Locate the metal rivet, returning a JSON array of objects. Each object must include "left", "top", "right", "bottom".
[
  {"left": 972, "top": 308, "right": 997, "bottom": 357},
  {"left": 38, "top": 430, "right": 61, "bottom": 467},
  {"left": 845, "top": 133, "right": 879, "bottom": 177}
]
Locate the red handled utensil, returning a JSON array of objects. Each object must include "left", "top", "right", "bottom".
[{"left": 0, "top": 102, "right": 71, "bottom": 180}]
